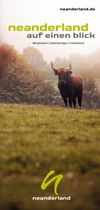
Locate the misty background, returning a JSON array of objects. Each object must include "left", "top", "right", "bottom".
[{"left": 0, "top": 44, "right": 100, "bottom": 108}]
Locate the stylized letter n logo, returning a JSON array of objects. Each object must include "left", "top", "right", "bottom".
[{"left": 41, "top": 170, "right": 63, "bottom": 195}]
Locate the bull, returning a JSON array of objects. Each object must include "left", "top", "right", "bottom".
[{"left": 51, "top": 62, "right": 83, "bottom": 108}]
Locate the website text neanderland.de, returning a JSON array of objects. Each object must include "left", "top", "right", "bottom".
[{"left": 60, "top": 7, "right": 95, "bottom": 11}]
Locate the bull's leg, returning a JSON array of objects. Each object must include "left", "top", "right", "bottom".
[
  {"left": 68, "top": 98, "right": 72, "bottom": 108},
  {"left": 59, "top": 90, "right": 67, "bottom": 107},
  {"left": 73, "top": 98, "right": 76, "bottom": 109},
  {"left": 78, "top": 95, "right": 82, "bottom": 108},
  {"left": 63, "top": 97, "right": 67, "bottom": 107}
]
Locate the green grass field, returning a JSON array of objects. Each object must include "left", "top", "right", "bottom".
[{"left": 0, "top": 104, "right": 100, "bottom": 210}]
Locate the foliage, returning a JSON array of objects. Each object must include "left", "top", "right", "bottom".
[
  {"left": 0, "top": 44, "right": 55, "bottom": 104},
  {"left": 23, "top": 47, "right": 48, "bottom": 72},
  {"left": 81, "top": 71, "right": 100, "bottom": 108}
]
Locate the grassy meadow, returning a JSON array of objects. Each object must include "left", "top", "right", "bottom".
[{"left": 0, "top": 104, "right": 100, "bottom": 210}]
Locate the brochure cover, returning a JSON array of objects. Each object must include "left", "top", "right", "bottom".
[{"left": 0, "top": 0, "right": 100, "bottom": 210}]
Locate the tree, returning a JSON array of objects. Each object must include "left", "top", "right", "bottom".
[
  {"left": 0, "top": 44, "right": 17, "bottom": 78},
  {"left": 81, "top": 71, "right": 100, "bottom": 108},
  {"left": 0, "top": 44, "right": 55, "bottom": 105},
  {"left": 23, "top": 47, "right": 48, "bottom": 72}
]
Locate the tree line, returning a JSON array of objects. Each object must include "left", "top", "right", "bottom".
[{"left": 0, "top": 44, "right": 100, "bottom": 108}]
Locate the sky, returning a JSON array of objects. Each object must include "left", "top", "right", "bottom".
[{"left": 0, "top": 0, "right": 100, "bottom": 61}]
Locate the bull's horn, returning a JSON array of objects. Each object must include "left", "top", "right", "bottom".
[
  {"left": 51, "top": 62, "right": 58, "bottom": 75},
  {"left": 65, "top": 62, "right": 72, "bottom": 74},
  {"left": 66, "top": 62, "right": 72, "bottom": 70},
  {"left": 69, "top": 62, "right": 72, "bottom": 70}
]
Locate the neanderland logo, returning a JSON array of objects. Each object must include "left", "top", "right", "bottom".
[
  {"left": 32, "top": 170, "right": 71, "bottom": 201},
  {"left": 41, "top": 169, "right": 63, "bottom": 195}
]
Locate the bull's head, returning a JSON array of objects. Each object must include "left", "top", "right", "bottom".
[{"left": 51, "top": 61, "right": 72, "bottom": 84}]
